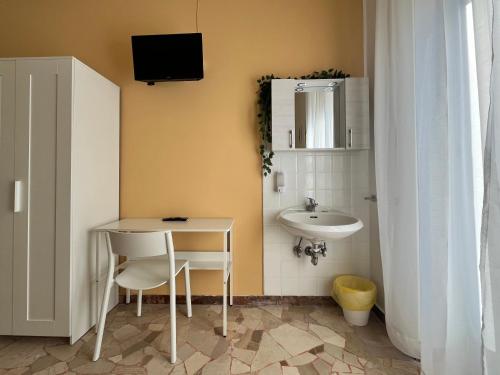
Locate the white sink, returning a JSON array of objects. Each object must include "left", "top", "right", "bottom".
[{"left": 277, "top": 208, "right": 363, "bottom": 242}]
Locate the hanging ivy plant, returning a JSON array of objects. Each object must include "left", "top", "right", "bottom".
[{"left": 257, "top": 69, "right": 350, "bottom": 176}]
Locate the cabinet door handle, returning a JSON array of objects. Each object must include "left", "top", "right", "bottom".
[
  {"left": 348, "top": 129, "right": 353, "bottom": 149},
  {"left": 14, "top": 180, "right": 22, "bottom": 213},
  {"left": 289, "top": 130, "right": 293, "bottom": 148}
]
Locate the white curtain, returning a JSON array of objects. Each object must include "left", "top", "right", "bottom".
[
  {"left": 374, "top": 0, "right": 420, "bottom": 359},
  {"left": 374, "top": 0, "right": 485, "bottom": 371},
  {"left": 415, "top": 0, "right": 483, "bottom": 373},
  {"left": 474, "top": 0, "right": 500, "bottom": 372}
]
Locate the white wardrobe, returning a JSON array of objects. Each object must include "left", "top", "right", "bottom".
[{"left": 0, "top": 57, "right": 120, "bottom": 343}]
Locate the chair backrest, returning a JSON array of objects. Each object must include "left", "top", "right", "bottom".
[{"left": 105, "top": 230, "right": 174, "bottom": 259}]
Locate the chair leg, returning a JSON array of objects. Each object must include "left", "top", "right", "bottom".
[
  {"left": 184, "top": 263, "right": 192, "bottom": 318},
  {"left": 169, "top": 278, "right": 177, "bottom": 363},
  {"left": 93, "top": 267, "right": 114, "bottom": 361},
  {"left": 137, "top": 290, "right": 142, "bottom": 317},
  {"left": 126, "top": 288, "right": 131, "bottom": 304}
]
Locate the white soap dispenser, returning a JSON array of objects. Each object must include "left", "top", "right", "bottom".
[{"left": 275, "top": 171, "right": 286, "bottom": 193}]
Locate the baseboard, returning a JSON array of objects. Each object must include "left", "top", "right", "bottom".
[
  {"left": 119, "top": 295, "right": 339, "bottom": 306},
  {"left": 119, "top": 295, "right": 385, "bottom": 323}
]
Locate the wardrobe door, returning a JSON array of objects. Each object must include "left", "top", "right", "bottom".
[
  {"left": 12, "top": 59, "right": 72, "bottom": 336},
  {"left": 0, "top": 61, "right": 15, "bottom": 335}
]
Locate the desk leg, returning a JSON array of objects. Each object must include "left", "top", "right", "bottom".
[
  {"left": 229, "top": 229, "right": 233, "bottom": 306},
  {"left": 223, "top": 280, "right": 227, "bottom": 337},
  {"left": 223, "top": 232, "right": 228, "bottom": 337},
  {"left": 95, "top": 232, "right": 100, "bottom": 332}
]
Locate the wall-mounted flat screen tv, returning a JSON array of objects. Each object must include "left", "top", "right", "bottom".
[{"left": 131, "top": 33, "right": 204, "bottom": 85}]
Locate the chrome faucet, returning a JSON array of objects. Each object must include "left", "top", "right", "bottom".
[{"left": 305, "top": 197, "right": 318, "bottom": 212}]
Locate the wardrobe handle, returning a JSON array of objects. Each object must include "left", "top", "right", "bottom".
[
  {"left": 14, "top": 180, "right": 22, "bottom": 213},
  {"left": 348, "top": 129, "right": 353, "bottom": 149},
  {"left": 289, "top": 130, "right": 293, "bottom": 148}
]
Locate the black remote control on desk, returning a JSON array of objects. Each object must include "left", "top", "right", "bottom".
[{"left": 162, "top": 217, "right": 189, "bottom": 222}]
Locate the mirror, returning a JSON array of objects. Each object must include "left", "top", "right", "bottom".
[{"left": 294, "top": 80, "right": 345, "bottom": 149}]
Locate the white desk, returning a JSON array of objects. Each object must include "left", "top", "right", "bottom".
[{"left": 94, "top": 217, "right": 234, "bottom": 336}]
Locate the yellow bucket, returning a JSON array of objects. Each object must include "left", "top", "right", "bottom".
[{"left": 332, "top": 275, "right": 377, "bottom": 326}]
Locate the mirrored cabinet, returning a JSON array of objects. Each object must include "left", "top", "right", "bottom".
[{"left": 271, "top": 78, "right": 369, "bottom": 151}]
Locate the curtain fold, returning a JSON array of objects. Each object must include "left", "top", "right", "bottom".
[
  {"left": 476, "top": 0, "right": 500, "bottom": 372},
  {"left": 373, "top": 0, "right": 421, "bottom": 358},
  {"left": 472, "top": 0, "right": 493, "bottom": 150},
  {"left": 416, "top": 0, "right": 483, "bottom": 373}
]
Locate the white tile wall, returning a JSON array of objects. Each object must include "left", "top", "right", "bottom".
[{"left": 263, "top": 150, "right": 371, "bottom": 296}]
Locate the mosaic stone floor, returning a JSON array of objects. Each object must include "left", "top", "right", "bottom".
[{"left": 0, "top": 303, "right": 420, "bottom": 375}]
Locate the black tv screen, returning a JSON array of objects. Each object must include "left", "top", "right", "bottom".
[{"left": 131, "top": 33, "right": 204, "bottom": 84}]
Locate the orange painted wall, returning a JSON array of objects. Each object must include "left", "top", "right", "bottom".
[{"left": 0, "top": 0, "right": 364, "bottom": 295}]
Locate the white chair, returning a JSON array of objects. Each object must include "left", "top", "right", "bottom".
[{"left": 93, "top": 230, "right": 192, "bottom": 363}]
